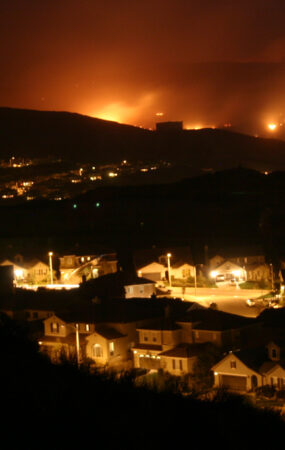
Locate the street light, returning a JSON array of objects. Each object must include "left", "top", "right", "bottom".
[
  {"left": 167, "top": 253, "right": 172, "bottom": 287},
  {"left": 48, "top": 252, "right": 54, "bottom": 285}
]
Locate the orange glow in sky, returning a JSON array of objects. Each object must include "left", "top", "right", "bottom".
[{"left": 267, "top": 123, "right": 277, "bottom": 131}]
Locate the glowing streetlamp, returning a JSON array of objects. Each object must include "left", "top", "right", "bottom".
[
  {"left": 48, "top": 252, "right": 54, "bottom": 284},
  {"left": 167, "top": 253, "right": 172, "bottom": 287}
]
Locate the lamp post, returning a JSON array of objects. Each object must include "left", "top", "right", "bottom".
[
  {"left": 167, "top": 253, "right": 172, "bottom": 287},
  {"left": 48, "top": 252, "right": 54, "bottom": 285}
]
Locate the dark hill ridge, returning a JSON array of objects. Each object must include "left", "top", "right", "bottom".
[{"left": 1, "top": 107, "right": 285, "bottom": 170}]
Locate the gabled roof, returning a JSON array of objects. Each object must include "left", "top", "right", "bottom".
[
  {"left": 132, "top": 343, "right": 163, "bottom": 351},
  {"left": 94, "top": 325, "right": 125, "bottom": 340},
  {"left": 159, "top": 343, "right": 209, "bottom": 358},
  {"left": 134, "top": 246, "right": 193, "bottom": 269},
  {"left": 180, "top": 308, "right": 257, "bottom": 331},
  {"left": 137, "top": 318, "right": 181, "bottom": 331}
]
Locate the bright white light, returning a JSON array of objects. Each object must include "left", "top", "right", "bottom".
[
  {"left": 232, "top": 270, "right": 241, "bottom": 277},
  {"left": 210, "top": 271, "right": 218, "bottom": 278},
  {"left": 268, "top": 123, "right": 277, "bottom": 131},
  {"left": 15, "top": 269, "right": 23, "bottom": 278}
]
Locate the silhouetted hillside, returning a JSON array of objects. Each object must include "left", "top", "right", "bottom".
[{"left": 1, "top": 107, "right": 285, "bottom": 170}]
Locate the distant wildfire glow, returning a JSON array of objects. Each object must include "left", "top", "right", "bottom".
[{"left": 267, "top": 123, "right": 277, "bottom": 131}]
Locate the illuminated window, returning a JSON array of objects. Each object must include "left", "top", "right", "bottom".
[
  {"left": 230, "top": 361, "right": 236, "bottom": 368},
  {"left": 86, "top": 324, "right": 90, "bottom": 332},
  {"left": 51, "top": 322, "right": 59, "bottom": 333},
  {"left": 93, "top": 344, "right": 103, "bottom": 358},
  {"left": 109, "top": 342, "right": 114, "bottom": 356}
]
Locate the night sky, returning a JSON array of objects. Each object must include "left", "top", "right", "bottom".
[{"left": 2, "top": 0, "right": 285, "bottom": 134}]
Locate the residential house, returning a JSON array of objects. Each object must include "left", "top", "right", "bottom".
[
  {"left": 26, "top": 260, "right": 50, "bottom": 284},
  {"left": 0, "top": 258, "right": 50, "bottom": 284},
  {"left": 209, "top": 248, "right": 269, "bottom": 283},
  {"left": 246, "top": 263, "right": 271, "bottom": 282},
  {"left": 85, "top": 324, "right": 131, "bottom": 370},
  {"left": 212, "top": 340, "right": 285, "bottom": 392},
  {"left": 132, "top": 308, "right": 259, "bottom": 376},
  {"left": 0, "top": 259, "right": 27, "bottom": 282},
  {"left": 209, "top": 247, "right": 265, "bottom": 270},
  {"left": 39, "top": 313, "right": 94, "bottom": 361},
  {"left": 209, "top": 260, "right": 247, "bottom": 282},
  {"left": 137, "top": 262, "right": 166, "bottom": 282},
  {"left": 59, "top": 253, "right": 117, "bottom": 284},
  {"left": 135, "top": 246, "right": 194, "bottom": 282},
  {"left": 80, "top": 271, "right": 156, "bottom": 299}
]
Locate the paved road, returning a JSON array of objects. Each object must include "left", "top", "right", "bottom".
[{"left": 169, "top": 286, "right": 268, "bottom": 318}]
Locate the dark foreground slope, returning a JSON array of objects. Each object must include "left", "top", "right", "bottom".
[
  {"left": 1, "top": 313, "right": 284, "bottom": 449},
  {"left": 1, "top": 107, "right": 285, "bottom": 170}
]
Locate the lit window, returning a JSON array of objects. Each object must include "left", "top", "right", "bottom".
[
  {"left": 93, "top": 344, "right": 103, "bottom": 358},
  {"left": 109, "top": 341, "right": 114, "bottom": 356},
  {"left": 86, "top": 324, "right": 90, "bottom": 332},
  {"left": 51, "top": 322, "right": 59, "bottom": 333}
]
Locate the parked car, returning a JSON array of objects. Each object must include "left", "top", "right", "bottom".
[{"left": 246, "top": 298, "right": 255, "bottom": 307}]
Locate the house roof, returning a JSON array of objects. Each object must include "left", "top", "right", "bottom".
[
  {"left": 137, "top": 318, "right": 181, "bottom": 331},
  {"left": 232, "top": 347, "right": 269, "bottom": 373},
  {"left": 159, "top": 343, "right": 209, "bottom": 358},
  {"left": 39, "top": 333, "right": 77, "bottom": 345},
  {"left": 132, "top": 343, "right": 163, "bottom": 351},
  {"left": 81, "top": 271, "right": 155, "bottom": 298},
  {"left": 180, "top": 308, "right": 257, "bottom": 331},
  {"left": 134, "top": 246, "right": 193, "bottom": 269},
  {"left": 94, "top": 325, "right": 125, "bottom": 340}
]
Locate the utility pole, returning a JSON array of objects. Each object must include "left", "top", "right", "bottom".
[{"left": 75, "top": 323, "right": 80, "bottom": 367}]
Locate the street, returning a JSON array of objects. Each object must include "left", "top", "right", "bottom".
[{"left": 169, "top": 286, "right": 268, "bottom": 318}]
